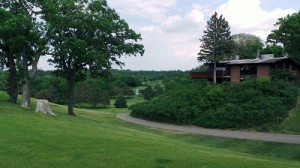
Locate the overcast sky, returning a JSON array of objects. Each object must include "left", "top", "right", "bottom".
[{"left": 38, "top": 0, "right": 300, "bottom": 71}]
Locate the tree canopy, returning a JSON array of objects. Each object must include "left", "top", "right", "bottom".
[
  {"left": 41, "top": 0, "right": 144, "bottom": 115},
  {"left": 267, "top": 11, "right": 300, "bottom": 61},
  {"left": 232, "top": 33, "right": 263, "bottom": 59},
  {"left": 261, "top": 44, "right": 284, "bottom": 57},
  {"left": 0, "top": 1, "right": 47, "bottom": 107},
  {"left": 198, "top": 12, "right": 234, "bottom": 84}
]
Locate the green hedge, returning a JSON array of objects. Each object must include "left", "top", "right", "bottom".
[{"left": 130, "top": 78, "right": 297, "bottom": 129}]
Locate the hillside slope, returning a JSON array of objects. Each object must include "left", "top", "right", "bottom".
[{"left": 0, "top": 92, "right": 300, "bottom": 168}]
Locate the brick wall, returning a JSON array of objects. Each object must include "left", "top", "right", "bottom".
[
  {"left": 230, "top": 65, "right": 240, "bottom": 82},
  {"left": 257, "top": 65, "right": 271, "bottom": 78}
]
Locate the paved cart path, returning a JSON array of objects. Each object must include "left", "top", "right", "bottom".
[{"left": 117, "top": 113, "right": 300, "bottom": 144}]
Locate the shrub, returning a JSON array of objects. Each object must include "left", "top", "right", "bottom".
[
  {"left": 114, "top": 95, "right": 128, "bottom": 108},
  {"left": 272, "top": 69, "right": 295, "bottom": 80},
  {"left": 130, "top": 78, "right": 297, "bottom": 130},
  {"left": 34, "top": 89, "right": 53, "bottom": 101}
]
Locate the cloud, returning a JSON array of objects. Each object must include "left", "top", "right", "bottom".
[
  {"left": 217, "top": 0, "right": 296, "bottom": 40},
  {"left": 129, "top": 25, "right": 200, "bottom": 70},
  {"left": 161, "top": 7, "right": 205, "bottom": 33},
  {"left": 107, "top": 0, "right": 176, "bottom": 21}
]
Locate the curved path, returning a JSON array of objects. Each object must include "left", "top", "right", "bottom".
[{"left": 117, "top": 113, "right": 300, "bottom": 144}]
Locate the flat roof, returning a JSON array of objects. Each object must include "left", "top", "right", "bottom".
[{"left": 224, "top": 57, "right": 289, "bottom": 65}]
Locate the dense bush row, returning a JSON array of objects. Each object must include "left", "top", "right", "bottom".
[{"left": 130, "top": 78, "right": 298, "bottom": 129}]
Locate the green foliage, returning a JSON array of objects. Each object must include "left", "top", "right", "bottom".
[
  {"left": 198, "top": 12, "right": 234, "bottom": 84},
  {"left": 131, "top": 78, "right": 297, "bottom": 129},
  {"left": 120, "top": 76, "right": 141, "bottom": 87},
  {"left": 34, "top": 89, "right": 53, "bottom": 101},
  {"left": 139, "top": 84, "right": 164, "bottom": 100},
  {"left": 131, "top": 80, "right": 206, "bottom": 124},
  {"left": 272, "top": 69, "right": 295, "bottom": 80},
  {"left": 140, "top": 86, "right": 156, "bottom": 100},
  {"left": 114, "top": 95, "right": 127, "bottom": 108},
  {"left": 74, "top": 78, "right": 110, "bottom": 108},
  {"left": 30, "top": 70, "right": 185, "bottom": 105},
  {"left": 192, "top": 64, "right": 210, "bottom": 72},
  {"left": 267, "top": 11, "right": 300, "bottom": 61},
  {"left": 74, "top": 81, "right": 88, "bottom": 107},
  {"left": 261, "top": 44, "right": 284, "bottom": 57},
  {"left": 0, "top": 1, "right": 48, "bottom": 107},
  {"left": 112, "top": 70, "right": 186, "bottom": 83},
  {"left": 232, "top": 33, "right": 263, "bottom": 59},
  {"left": 154, "top": 84, "right": 164, "bottom": 95},
  {"left": 40, "top": 0, "right": 144, "bottom": 115},
  {"left": 31, "top": 71, "right": 67, "bottom": 104},
  {"left": 277, "top": 96, "right": 300, "bottom": 134},
  {"left": 0, "top": 71, "right": 7, "bottom": 91},
  {"left": 198, "top": 12, "right": 234, "bottom": 63},
  {"left": 164, "top": 76, "right": 191, "bottom": 92},
  {"left": 122, "top": 86, "right": 135, "bottom": 97}
]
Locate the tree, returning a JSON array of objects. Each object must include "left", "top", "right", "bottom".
[
  {"left": 198, "top": 12, "right": 234, "bottom": 84},
  {"left": 31, "top": 71, "right": 67, "bottom": 104},
  {"left": 98, "top": 91, "right": 110, "bottom": 108},
  {"left": 34, "top": 89, "right": 53, "bottom": 101},
  {"left": 0, "top": 8, "right": 21, "bottom": 103},
  {"left": 267, "top": 11, "right": 300, "bottom": 61},
  {"left": 42, "top": 0, "right": 144, "bottom": 115},
  {"left": 140, "top": 86, "right": 156, "bottom": 100},
  {"left": 122, "top": 86, "right": 135, "bottom": 97},
  {"left": 74, "top": 81, "right": 88, "bottom": 108},
  {"left": 74, "top": 78, "right": 110, "bottom": 108},
  {"left": 121, "top": 76, "right": 141, "bottom": 87},
  {"left": 0, "top": 1, "right": 48, "bottom": 107},
  {"left": 261, "top": 44, "right": 284, "bottom": 57},
  {"left": 86, "top": 79, "right": 103, "bottom": 108},
  {"left": 232, "top": 33, "right": 263, "bottom": 59},
  {"left": 114, "top": 95, "right": 127, "bottom": 108},
  {"left": 154, "top": 84, "right": 164, "bottom": 95}
]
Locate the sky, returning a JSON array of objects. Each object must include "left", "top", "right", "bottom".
[{"left": 38, "top": 0, "right": 300, "bottom": 71}]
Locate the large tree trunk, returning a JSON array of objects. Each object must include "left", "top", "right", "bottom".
[
  {"left": 213, "top": 62, "right": 217, "bottom": 84},
  {"left": 21, "top": 77, "right": 31, "bottom": 108},
  {"left": 7, "top": 54, "right": 18, "bottom": 103},
  {"left": 21, "top": 49, "right": 40, "bottom": 108},
  {"left": 67, "top": 72, "right": 76, "bottom": 116},
  {"left": 21, "top": 51, "right": 30, "bottom": 108}
]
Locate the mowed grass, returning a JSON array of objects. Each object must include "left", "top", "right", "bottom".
[
  {"left": 276, "top": 97, "right": 300, "bottom": 134},
  {"left": 1, "top": 92, "right": 300, "bottom": 168},
  {"left": 78, "top": 96, "right": 146, "bottom": 113}
]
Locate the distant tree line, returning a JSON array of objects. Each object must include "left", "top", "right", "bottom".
[
  {"left": 112, "top": 70, "right": 187, "bottom": 83},
  {"left": 0, "top": 70, "right": 185, "bottom": 108}
]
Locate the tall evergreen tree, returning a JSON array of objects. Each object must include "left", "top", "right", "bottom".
[{"left": 198, "top": 12, "right": 234, "bottom": 84}]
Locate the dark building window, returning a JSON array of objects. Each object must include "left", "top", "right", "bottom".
[
  {"left": 271, "top": 64, "right": 275, "bottom": 70},
  {"left": 216, "top": 67, "right": 227, "bottom": 75},
  {"left": 240, "top": 65, "right": 257, "bottom": 75}
]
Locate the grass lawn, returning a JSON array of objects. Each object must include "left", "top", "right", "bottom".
[
  {"left": 1, "top": 91, "right": 300, "bottom": 168},
  {"left": 275, "top": 97, "right": 300, "bottom": 134},
  {"left": 76, "top": 96, "right": 146, "bottom": 113}
]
